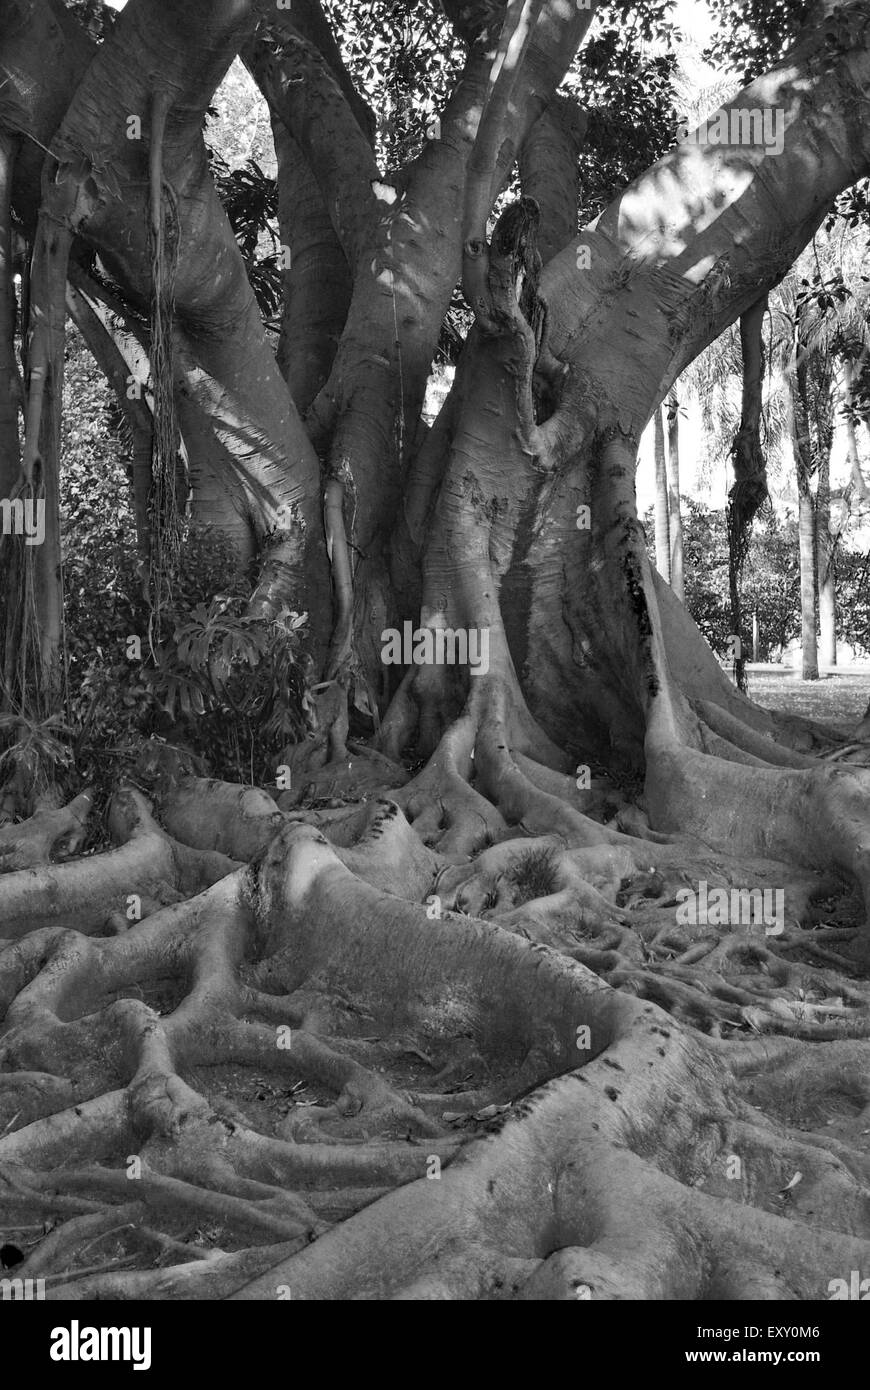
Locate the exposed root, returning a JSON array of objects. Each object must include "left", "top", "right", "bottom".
[
  {"left": 0, "top": 788, "right": 238, "bottom": 939},
  {"left": 3, "top": 588, "right": 870, "bottom": 1300},
  {"left": 0, "top": 790, "right": 94, "bottom": 872}
]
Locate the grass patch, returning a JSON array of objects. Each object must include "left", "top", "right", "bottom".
[
  {"left": 507, "top": 847, "right": 559, "bottom": 906},
  {"left": 747, "top": 667, "right": 870, "bottom": 729}
]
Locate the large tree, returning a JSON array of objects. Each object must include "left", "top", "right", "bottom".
[{"left": 2, "top": 0, "right": 870, "bottom": 1301}]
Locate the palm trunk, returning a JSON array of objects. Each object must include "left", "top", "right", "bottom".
[
  {"left": 797, "top": 486, "right": 818, "bottom": 680},
  {"left": 665, "top": 390, "right": 684, "bottom": 602},
  {"left": 787, "top": 363, "right": 818, "bottom": 682},
  {"left": 842, "top": 360, "right": 869, "bottom": 501},
  {"left": 653, "top": 406, "right": 670, "bottom": 583},
  {"left": 816, "top": 445, "right": 836, "bottom": 668}
]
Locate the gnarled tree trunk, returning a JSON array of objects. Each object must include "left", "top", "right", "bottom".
[{"left": 2, "top": 0, "right": 870, "bottom": 1305}]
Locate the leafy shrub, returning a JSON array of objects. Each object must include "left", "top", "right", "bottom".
[
  {"left": 644, "top": 498, "right": 801, "bottom": 660},
  {"left": 0, "top": 713, "right": 76, "bottom": 809},
  {"left": 145, "top": 595, "right": 309, "bottom": 784}
]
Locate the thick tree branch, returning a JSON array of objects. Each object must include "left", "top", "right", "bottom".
[
  {"left": 244, "top": 29, "right": 381, "bottom": 273},
  {"left": 266, "top": 0, "right": 375, "bottom": 143},
  {"left": 518, "top": 96, "right": 587, "bottom": 266},
  {"left": 0, "top": 0, "right": 92, "bottom": 237},
  {"left": 462, "top": 0, "right": 598, "bottom": 321},
  {"left": 3, "top": 0, "right": 331, "bottom": 639},
  {"left": 272, "top": 122, "right": 352, "bottom": 415},
  {"left": 539, "top": 4, "right": 870, "bottom": 461}
]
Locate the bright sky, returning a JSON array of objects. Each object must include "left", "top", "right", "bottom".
[{"left": 673, "top": 0, "right": 716, "bottom": 48}]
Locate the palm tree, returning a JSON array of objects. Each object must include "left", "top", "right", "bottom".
[
  {"left": 689, "top": 222, "right": 870, "bottom": 682},
  {"left": 774, "top": 231, "right": 870, "bottom": 676}
]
